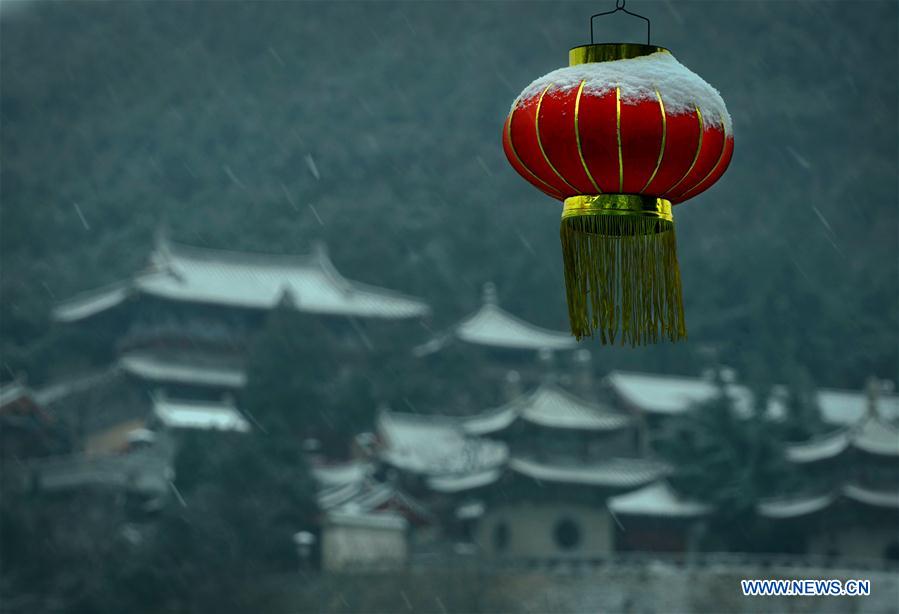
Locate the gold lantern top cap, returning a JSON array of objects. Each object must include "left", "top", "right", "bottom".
[{"left": 569, "top": 43, "right": 670, "bottom": 66}]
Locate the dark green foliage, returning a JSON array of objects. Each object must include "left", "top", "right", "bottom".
[
  {"left": 107, "top": 431, "right": 319, "bottom": 612},
  {"left": 778, "top": 366, "right": 828, "bottom": 442},
  {"left": 0, "top": 430, "right": 320, "bottom": 614},
  {"left": 657, "top": 374, "right": 797, "bottom": 550},
  {"left": 242, "top": 301, "right": 375, "bottom": 455}
]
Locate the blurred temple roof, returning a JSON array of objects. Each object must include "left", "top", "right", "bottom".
[{"left": 54, "top": 235, "right": 431, "bottom": 322}]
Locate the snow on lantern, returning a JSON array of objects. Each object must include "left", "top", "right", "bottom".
[{"left": 502, "top": 3, "right": 734, "bottom": 345}]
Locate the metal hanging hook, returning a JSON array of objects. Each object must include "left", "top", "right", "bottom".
[{"left": 590, "top": 0, "right": 652, "bottom": 45}]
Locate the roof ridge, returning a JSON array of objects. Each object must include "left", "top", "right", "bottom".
[
  {"left": 162, "top": 239, "right": 319, "bottom": 268},
  {"left": 611, "top": 370, "right": 899, "bottom": 403},
  {"left": 153, "top": 395, "right": 239, "bottom": 410},
  {"left": 463, "top": 302, "right": 572, "bottom": 339},
  {"left": 531, "top": 381, "right": 616, "bottom": 412}
]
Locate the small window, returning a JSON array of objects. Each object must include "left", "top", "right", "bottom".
[
  {"left": 553, "top": 517, "right": 581, "bottom": 550},
  {"left": 493, "top": 521, "right": 510, "bottom": 552}
]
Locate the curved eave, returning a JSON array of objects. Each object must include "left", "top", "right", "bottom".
[
  {"left": 120, "top": 354, "right": 247, "bottom": 389},
  {"left": 135, "top": 276, "right": 430, "bottom": 320},
  {"left": 784, "top": 431, "right": 851, "bottom": 464},
  {"left": 607, "top": 481, "right": 712, "bottom": 518},
  {"left": 454, "top": 304, "right": 576, "bottom": 351},
  {"left": 464, "top": 384, "right": 632, "bottom": 435},
  {"left": 852, "top": 439, "right": 899, "bottom": 457},
  {"left": 851, "top": 419, "right": 899, "bottom": 457},
  {"left": 53, "top": 281, "right": 133, "bottom": 322},
  {"left": 843, "top": 484, "right": 899, "bottom": 510},
  {"left": 757, "top": 493, "right": 836, "bottom": 519},
  {"left": 605, "top": 370, "right": 703, "bottom": 416},
  {"left": 427, "top": 468, "right": 504, "bottom": 493},
  {"left": 509, "top": 456, "right": 667, "bottom": 488},
  {"left": 460, "top": 407, "right": 519, "bottom": 436},
  {"left": 520, "top": 411, "right": 632, "bottom": 431}
]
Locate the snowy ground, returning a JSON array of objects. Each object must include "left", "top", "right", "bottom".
[{"left": 275, "top": 563, "right": 899, "bottom": 613}]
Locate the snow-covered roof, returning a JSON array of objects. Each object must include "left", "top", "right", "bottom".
[
  {"left": 312, "top": 461, "right": 374, "bottom": 488},
  {"left": 850, "top": 417, "right": 899, "bottom": 457},
  {"left": 316, "top": 476, "right": 431, "bottom": 522},
  {"left": 607, "top": 481, "right": 711, "bottom": 518},
  {"left": 53, "top": 281, "right": 133, "bottom": 323},
  {"left": 784, "top": 431, "right": 851, "bottom": 464},
  {"left": 462, "top": 383, "right": 632, "bottom": 435},
  {"left": 377, "top": 410, "right": 508, "bottom": 477},
  {"left": 842, "top": 484, "right": 899, "bottom": 509},
  {"left": 606, "top": 370, "right": 899, "bottom": 426},
  {"left": 509, "top": 456, "right": 667, "bottom": 488},
  {"left": 414, "top": 283, "right": 574, "bottom": 354},
  {"left": 454, "top": 302, "right": 576, "bottom": 351},
  {"left": 318, "top": 481, "right": 366, "bottom": 511},
  {"left": 153, "top": 397, "right": 250, "bottom": 432},
  {"left": 606, "top": 371, "right": 763, "bottom": 417},
  {"left": 120, "top": 352, "right": 247, "bottom": 389},
  {"left": 756, "top": 493, "right": 836, "bottom": 519},
  {"left": 54, "top": 238, "right": 430, "bottom": 322},
  {"left": 784, "top": 418, "right": 899, "bottom": 462},
  {"left": 462, "top": 405, "right": 519, "bottom": 436},
  {"left": 818, "top": 389, "right": 899, "bottom": 426},
  {"left": 427, "top": 468, "right": 503, "bottom": 493}
]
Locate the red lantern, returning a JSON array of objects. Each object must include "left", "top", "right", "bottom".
[{"left": 503, "top": 38, "right": 733, "bottom": 345}]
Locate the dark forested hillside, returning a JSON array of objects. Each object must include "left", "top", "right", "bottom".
[{"left": 1, "top": 1, "right": 896, "bottom": 388}]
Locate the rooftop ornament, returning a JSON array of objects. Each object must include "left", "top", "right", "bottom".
[{"left": 502, "top": 1, "right": 734, "bottom": 345}]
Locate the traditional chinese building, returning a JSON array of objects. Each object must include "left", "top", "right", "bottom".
[
  {"left": 462, "top": 384, "right": 666, "bottom": 560},
  {"left": 53, "top": 233, "right": 431, "bottom": 399},
  {"left": 763, "top": 383, "right": 899, "bottom": 562},
  {"left": 607, "top": 481, "right": 711, "bottom": 553},
  {"left": 413, "top": 283, "right": 575, "bottom": 359},
  {"left": 370, "top": 383, "right": 669, "bottom": 560}
]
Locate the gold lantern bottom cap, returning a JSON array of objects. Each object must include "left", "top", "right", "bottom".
[
  {"left": 559, "top": 194, "right": 685, "bottom": 346},
  {"left": 562, "top": 194, "right": 673, "bottom": 226}
]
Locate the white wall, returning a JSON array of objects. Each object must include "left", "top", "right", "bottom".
[
  {"left": 474, "top": 502, "right": 613, "bottom": 558},
  {"left": 322, "top": 521, "right": 408, "bottom": 572}
]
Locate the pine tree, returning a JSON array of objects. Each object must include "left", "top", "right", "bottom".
[
  {"left": 779, "top": 366, "right": 826, "bottom": 442},
  {"left": 242, "top": 297, "right": 376, "bottom": 456},
  {"left": 656, "top": 372, "right": 797, "bottom": 551}
]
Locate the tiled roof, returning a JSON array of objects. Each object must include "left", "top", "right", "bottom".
[
  {"left": 377, "top": 410, "right": 508, "bottom": 477},
  {"left": 852, "top": 417, "right": 899, "bottom": 457},
  {"left": 120, "top": 352, "right": 247, "bottom": 389},
  {"left": 454, "top": 303, "right": 577, "bottom": 351},
  {"left": 607, "top": 481, "right": 711, "bottom": 517},
  {"left": 842, "top": 484, "right": 899, "bottom": 509},
  {"left": 607, "top": 370, "right": 899, "bottom": 426},
  {"left": 756, "top": 493, "right": 837, "bottom": 519},
  {"left": 462, "top": 383, "right": 631, "bottom": 435},
  {"left": 54, "top": 238, "right": 430, "bottom": 321},
  {"left": 427, "top": 468, "right": 503, "bottom": 493},
  {"left": 509, "top": 456, "right": 668, "bottom": 488},
  {"left": 415, "top": 283, "right": 575, "bottom": 354},
  {"left": 153, "top": 396, "right": 250, "bottom": 432},
  {"left": 784, "top": 431, "right": 851, "bottom": 463}
]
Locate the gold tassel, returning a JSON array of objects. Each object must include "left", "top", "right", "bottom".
[{"left": 560, "top": 201, "right": 686, "bottom": 346}]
